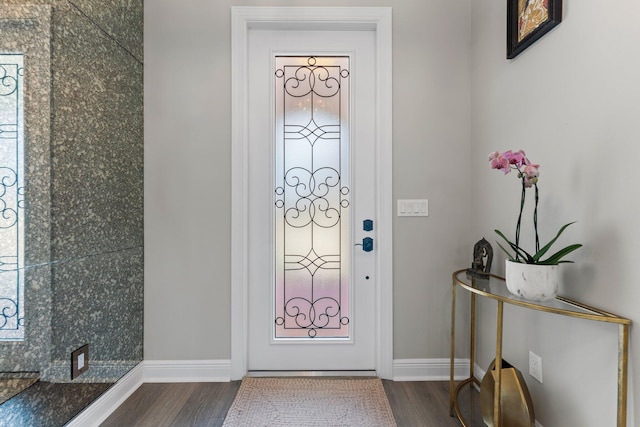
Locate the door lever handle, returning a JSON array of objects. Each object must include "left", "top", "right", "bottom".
[{"left": 354, "top": 237, "right": 374, "bottom": 252}]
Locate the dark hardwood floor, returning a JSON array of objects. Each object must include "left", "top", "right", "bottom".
[{"left": 101, "top": 380, "right": 482, "bottom": 427}]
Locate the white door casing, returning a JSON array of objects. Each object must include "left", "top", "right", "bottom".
[{"left": 231, "top": 7, "right": 393, "bottom": 380}]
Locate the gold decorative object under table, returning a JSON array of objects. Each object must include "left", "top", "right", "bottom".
[{"left": 449, "top": 269, "right": 631, "bottom": 427}]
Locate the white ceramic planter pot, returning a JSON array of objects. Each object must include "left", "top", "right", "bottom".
[{"left": 505, "top": 260, "right": 560, "bottom": 301}]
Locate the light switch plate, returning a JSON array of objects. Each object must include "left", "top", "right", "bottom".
[{"left": 397, "top": 199, "right": 428, "bottom": 217}]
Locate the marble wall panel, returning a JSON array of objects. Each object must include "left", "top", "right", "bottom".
[
  {"left": 0, "top": 263, "right": 52, "bottom": 371},
  {"left": 50, "top": 247, "right": 143, "bottom": 370},
  {"left": 63, "top": 0, "right": 143, "bottom": 62},
  {"left": 51, "top": 0, "right": 143, "bottom": 260},
  {"left": 3, "top": 0, "right": 52, "bottom": 7},
  {"left": 2, "top": 0, "right": 143, "bottom": 391},
  {"left": 47, "top": 0, "right": 144, "bottom": 380}
]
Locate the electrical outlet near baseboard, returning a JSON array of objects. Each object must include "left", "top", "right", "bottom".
[
  {"left": 71, "top": 344, "right": 89, "bottom": 380},
  {"left": 529, "top": 351, "right": 543, "bottom": 383}
]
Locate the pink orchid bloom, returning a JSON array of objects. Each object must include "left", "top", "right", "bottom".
[
  {"left": 490, "top": 155, "right": 510, "bottom": 173},
  {"left": 523, "top": 163, "right": 540, "bottom": 178},
  {"left": 522, "top": 163, "right": 539, "bottom": 188},
  {"left": 505, "top": 150, "right": 527, "bottom": 167},
  {"left": 489, "top": 149, "right": 538, "bottom": 179},
  {"left": 501, "top": 150, "right": 514, "bottom": 161}
]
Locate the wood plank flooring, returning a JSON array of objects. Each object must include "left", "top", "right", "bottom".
[{"left": 101, "top": 380, "right": 482, "bottom": 427}]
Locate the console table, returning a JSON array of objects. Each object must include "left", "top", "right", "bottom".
[{"left": 449, "top": 269, "right": 631, "bottom": 427}]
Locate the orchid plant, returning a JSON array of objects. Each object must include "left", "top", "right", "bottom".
[{"left": 489, "top": 150, "right": 582, "bottom": 265}]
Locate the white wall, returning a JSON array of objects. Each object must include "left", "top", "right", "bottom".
[
  {"left": 470, "top": 0, "right": 640, "bottom": 425},
  {"left": 144, "top": 1, "right": 472, "bottom": 362}
]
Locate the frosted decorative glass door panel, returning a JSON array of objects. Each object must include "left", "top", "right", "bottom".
[{"left": 274, "top": 56, "right": 350, "bottom": 339}]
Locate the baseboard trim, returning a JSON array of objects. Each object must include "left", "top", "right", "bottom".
[
  {"left": 474, "top": 362, "right": 486, "bottom": 381},
  {"left": 143, "top": 359, "right": 232, "bottom": 383},
  {"left": 66, "top": 362, "right": 143, "bottom": 427},
  {"left": 393, "top": 358, "right": 470, "bottom": 381}
]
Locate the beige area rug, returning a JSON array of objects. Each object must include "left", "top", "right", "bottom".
[
  {"left": 223, "top": 377, "right": 397, "bottom": 427},
  {"left": 0, "top": 373, "right": 39, "bottom": 404}
]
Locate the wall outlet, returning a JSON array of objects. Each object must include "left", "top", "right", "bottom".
[
  {"left": 529, "top": 351, "right": 543, "bottom": 383},
  {"left": 71, "top": 344, "right": 89, "bottom": 380}
]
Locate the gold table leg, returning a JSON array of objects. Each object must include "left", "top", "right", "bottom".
[
  {"left": 450, "top": 279, "right": 480, "bottom": 426},
  {"left": 470, "top": 292, "right": 476, "bottom": 380},
  {"left": 450, "top": 281, "right": 456, "bottom": 417},
  {"left": 617, "top": 323, "right": 629, "bottom": 427},
  {"left": 494, "top": 300, "right": 504, "bottom": 427}
]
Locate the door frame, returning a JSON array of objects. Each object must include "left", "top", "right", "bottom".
[{"left": 230, "top": 6, "right": 393, "bottom": 380}]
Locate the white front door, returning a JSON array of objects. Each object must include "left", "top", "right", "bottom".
[{"left": 246, "top": 28, "right": 377, "bottom": 371}]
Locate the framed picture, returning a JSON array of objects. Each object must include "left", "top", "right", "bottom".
[{"left": 507, "top": 0, "right": 562, "bottom": 59}]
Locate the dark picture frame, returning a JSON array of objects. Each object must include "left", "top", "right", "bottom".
[{"left": 507, "top": 0, "right": 562, "bottom": 59}]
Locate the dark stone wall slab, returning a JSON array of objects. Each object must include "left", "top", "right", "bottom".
[
  {"left": 1, "top": 0, "right": 143, "bottom": 390},
  {"left": 51, "top": 247, "right": 143, "bottom": 363},
  {"left": 47, "top": 0, "right": 143, "bottom": 378}
]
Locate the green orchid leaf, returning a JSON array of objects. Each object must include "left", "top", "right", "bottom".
[
  {"left": 532, "top": 222, "right": 577, "bottom": 262},
  {"left": 537, "top": 244, "right": 583, "bottom": 265},
  {"left": 496, "top": 224, "right": 580, "bottom": 265},
  {"left": 494, "top": 229, "right": 519, "bottom": 259},
  {"left": 494, "top": 229, "right": 535, "bottom": 263}
]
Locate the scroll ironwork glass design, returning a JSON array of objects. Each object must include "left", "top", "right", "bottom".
[
  {"left": 274, "top": 56, "right": 351, "bottom": 339},
  {"left": 0, "top": 54, "right": 25, "bottom": 341}
]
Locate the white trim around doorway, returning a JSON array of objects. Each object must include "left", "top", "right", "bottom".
[{"left": 230, "top": 6, "right": 393, "bottom": 380}]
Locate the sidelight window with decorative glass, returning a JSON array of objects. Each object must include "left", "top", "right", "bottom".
[{"left": 0, "top": 53, "right": 25, "bottom": 341}]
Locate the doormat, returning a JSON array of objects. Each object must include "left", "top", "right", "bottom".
[
  {"left": 0, "top": 372, "right": 39, "bottom": 405},
  {"left": 222, "top": 377, "right": 397, "bottom": 427}
]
